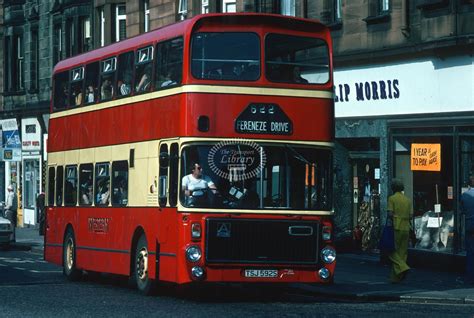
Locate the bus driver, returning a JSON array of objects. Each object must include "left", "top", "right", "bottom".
[{"left": 182, "top": 162, "right": 217, "bottom": 206}]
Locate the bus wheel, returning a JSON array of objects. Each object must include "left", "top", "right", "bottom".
[
  {"left": 134, "top": 235, "right": 154, "bottom": 295},
  {"left": 63, "top": 229, "right": 82, "bottom": 281}
]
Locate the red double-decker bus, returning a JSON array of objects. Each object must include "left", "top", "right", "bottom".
[{"left": 45, "top": 13, "right": 335, "bottom": 294}]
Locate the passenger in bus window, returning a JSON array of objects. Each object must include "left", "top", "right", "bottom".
[
  {"left": 136, "top": 64, "right": 152, "bottom": 92},
  {"left": 182, "top": 162, "right": 217, "bottom": 207},
  {"left": 113, "top": 176, "right": 128, "bottom": 205},
  {"left": 118, "top": 79, "right": 131, "bottom": 96},
  {"left": 160, "top": 69, "right": 177, "bottom": 88},
  {"left": 81, "top": 185, "right": 93, "bottom": 205},
  {"left": 292, "top": 66, "right": 308, "bottom": 84},
  {"left": 85, "top": 85, "right": 95, "bottom": 103},
  {"left": 73, "top": 87, "right": 83, "bottom": 106},
  {"left": 96, "top": 179, "right": 110, "bottom": 205},
  {"left": 101, "top": 78, "right": 113, "bottom": 100}
]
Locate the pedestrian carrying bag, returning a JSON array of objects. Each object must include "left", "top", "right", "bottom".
[{"left": 379, "top": 218, "right": 395, "bottom": 253}]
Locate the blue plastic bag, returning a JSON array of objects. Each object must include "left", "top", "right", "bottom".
[{"left": 379, "top": 220, "right": 395, "bottom": 253}]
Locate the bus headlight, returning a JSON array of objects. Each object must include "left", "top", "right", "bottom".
[
  {"left": 321, "top": 246, "right": 336, "bottom": 264},
  {"left": 186, "top": 246, "right": 202, "bottom": 262},
  {"left": 191, "top": 266, "right": 205, "bottom": 279},
  {"left": 318, "top": 268, "right": 330, "bottom": 280}
]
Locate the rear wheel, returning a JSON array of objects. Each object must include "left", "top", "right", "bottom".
[
  {"left": 134, "top": 234, "right": 155, "bottom": 295},
  {"left": 63, "top": 229, "right": 82, "bottom": 281}
]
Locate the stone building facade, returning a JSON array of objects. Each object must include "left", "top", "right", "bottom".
[{"left": 1, "top": 1, "right": 473, "bottom": 264}]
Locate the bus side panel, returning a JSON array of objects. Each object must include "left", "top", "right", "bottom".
[
  {"left": 44, "top": 207, "right": 62, "bottom": 266},
  {"left": 156, "top": 208, "right": 180, "bottom": 283}
]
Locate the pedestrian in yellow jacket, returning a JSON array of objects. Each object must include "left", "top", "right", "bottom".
[{"left": 387, "top": 179, "right": 412, "bottom": 283}]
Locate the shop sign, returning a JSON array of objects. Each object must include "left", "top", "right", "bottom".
[
  {"left": 21, "top": 118, "right": 41, "bottom": 152},
  {"left": 1, "top": 119, "right": 22, "bottom": 161},
  {"left": 410, "top": 143, "right": 441, "bottom": 172}
]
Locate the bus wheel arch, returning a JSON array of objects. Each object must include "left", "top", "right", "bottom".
[
  {"left": 130, "top": 228, "right": 156, "bottom": 295},
  {"left": 62, "top": 225, "right": 82, "bottom": 281}
]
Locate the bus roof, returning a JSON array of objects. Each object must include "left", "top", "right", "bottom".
[{"left": 52, "top": 13, "right": 329, "bottom": 74}]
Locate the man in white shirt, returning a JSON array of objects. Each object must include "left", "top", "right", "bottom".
[
  {"left": 182, "top": 163, "right": 217, "bottom": 206},
  {"left": 4, "top": 185, "right": 17, "bottom": 240}
]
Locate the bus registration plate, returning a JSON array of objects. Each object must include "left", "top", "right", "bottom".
[{"left": 244, "top": 269, "right": 278, "bottom": 278}]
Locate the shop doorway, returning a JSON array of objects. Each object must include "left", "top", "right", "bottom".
[
  {"left": 23, "top": 158, "right": 41, "bottom": 226},
  {"left": 352, "top": 158, "right": 381, "bottom": 251}
]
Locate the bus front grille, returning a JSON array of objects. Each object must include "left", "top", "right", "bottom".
[{"left": 205, "top": 218, "right": 319, "bottom": 265}]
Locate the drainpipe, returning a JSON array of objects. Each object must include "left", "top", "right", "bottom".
[{"left": 401, "top": 0, "right": 410, "bottom": 37}]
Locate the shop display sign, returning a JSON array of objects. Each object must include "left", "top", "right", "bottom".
[
  {"left": 410, "top": 143, "right": 441, "bottom": 172},
  {"left": 1, "top": 118, "right": 22, "bottom": 161}
]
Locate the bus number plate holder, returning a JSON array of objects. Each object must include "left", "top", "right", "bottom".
[{"left": 244, "top": 269, "right": 278, "bottom": 278}]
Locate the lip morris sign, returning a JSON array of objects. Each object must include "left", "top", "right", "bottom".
[{"left": 235, "top": 103, "right": 293, "bottom": 135}]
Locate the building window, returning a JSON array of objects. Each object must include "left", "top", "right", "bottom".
[
  {"left": 66, "top": 18, "right": 75, "bottom": 57},
  {"left": 53, "top": 24, "right": 62, "bottom": 64},
  {"left": 280, "top": 0, "right": 295, "bottom": 16},
  {"left": 222, "top": 0, "right": 237, "bottom": 12},
  {"left": 144, "top": 0, "right": 150, "bottom": 32},
  {"left": 178, "top": 0, "right": 187, "bottom": 20},
  {"left": 99, "top": 7, "right": 105, "bottom": 47},
  {"left": 381, "top": 0, "right": 390, "bottom": 12},
  {"left": 30, "top": 29, "right": 39, "bottom": 91},
  {"left": 115, "top": 4, "right": 127, "bottom": 42},
  {"left": 80, "top": 17, "right": 92, "bottom": 53},
  {"left": 16, "top": 35, "right": 24, "bottom": 91},
  {"left": 335, "top": 0, "right": 342, "bottom": 21},
  {"left": 202, "top": 0, "right": 209, "bottom": 13}
]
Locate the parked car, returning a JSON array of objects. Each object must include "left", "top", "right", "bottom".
[{"left": 0, "top": 216, "right": 14, "bottom": 249}]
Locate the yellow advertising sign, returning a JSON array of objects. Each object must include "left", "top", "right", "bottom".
[{"left": 411, "top": 143, "right": 441, "bottom": 172}]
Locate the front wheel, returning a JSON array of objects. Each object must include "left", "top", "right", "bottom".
[
  {"left": 134, "top": 234, "right": 155, "bottom": 295},
  {"left": 63, "top": 229, "right": 82, "bottom": 281}
]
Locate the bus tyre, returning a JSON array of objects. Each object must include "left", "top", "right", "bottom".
[
  {"left": 134, "top": 235, "right": 154, "bottom": 295},
  {"left": 63, "top": 229, "right": 82, "bottom": 281}
]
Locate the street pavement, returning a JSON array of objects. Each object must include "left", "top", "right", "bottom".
[{"left": 12, "top": 226, "right": 474, "bottom": 305}]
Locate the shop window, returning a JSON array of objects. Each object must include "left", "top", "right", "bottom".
[
  {"left": 95, "top": 163, "right": 110, "bottom": 206},
  {"left": 112, "top": 161, "right": 128, "bottom": 206},
  {"left": 64, "top": 166, "right": 78, "bottom": 206},
  {"left": 116, "top": 51, "right": 134, "bottom": 97},
  {"left": 69, "top": 67, "right": 84, "bottom": 107},
  {"left": 135, "top": 47, "right": 153, "bottom": 94},
  {"left": 48, "top": 167, "right": 55, "bottom": 206},
  {"left": 155, "top": 37, "right": 183, "bottom": 90},
  {"left": 56, "top": 166, "right": 64, "bottom": 206},
  {"left": 79, "top": 164, "right": 93, "bottom": 206},
  {"left": 85, "top": 62, "right": 99, "bottom": 105},
  {"left": 100, "top": 57, "right": 116, "bottom": 101},
  {"left": 394, "top": 135, "right": 454, "bottom": 253},
  {"left": 53, "top": 71, "right": 69, "bottom": 111}
]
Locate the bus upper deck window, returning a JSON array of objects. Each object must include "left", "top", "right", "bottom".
[
  {"left": 265, "top": 34, "right": 330, "bottom": 85},
  {"left": 191, "top": 32, "right": 260, "bottom": 81},
  {"left": 155, "top": 37, "right": 183, "bottom": 90},
  {"left": 53, "top": 71, "right": 69, "bottom": 111}
]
